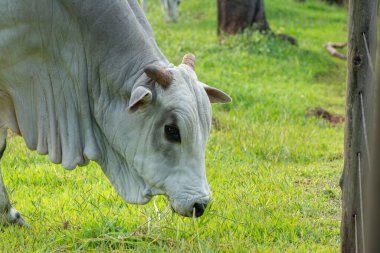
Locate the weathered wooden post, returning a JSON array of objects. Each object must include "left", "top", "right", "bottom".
[
  {"left": 366, "top": 8, "right": 380, "bottom": 252},
  {"left": 341, "top": 0, "right": 377, "bottom": 252}
]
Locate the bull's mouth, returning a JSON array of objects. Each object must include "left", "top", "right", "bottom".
[
  {"left": 168, "top": 196, "right": 210, "bottom": 218},
  {"left": 170, "top": 202, "right": 207, "bottom": 217},
  {"left": 146, "top": 188, "right": 210, "bottom": 217}
]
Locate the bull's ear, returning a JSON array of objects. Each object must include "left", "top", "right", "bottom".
[
  {"left": 201, "top": 82, "right": 232, "bottom": 103},
  {"left": 128, "top": 86, "right": 153, "bottom": 111}
]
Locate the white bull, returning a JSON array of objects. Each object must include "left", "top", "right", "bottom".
[
  {"left": 141, "top": 0, "right": 180, "bottom": 22},
  {"left": 0, "top": 0, "right": 230, "bottom": 226}
]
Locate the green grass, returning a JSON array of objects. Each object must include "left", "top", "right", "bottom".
[{"left": 0, "top": 0, "right": 347, "bottom": 252}]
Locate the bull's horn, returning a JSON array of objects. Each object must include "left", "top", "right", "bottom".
[
  {"left": 182, "top": 53, "right": 195, "bottom": 70},
  {"left": 144, "top": 65, "right": 173, "bottom": 87}
]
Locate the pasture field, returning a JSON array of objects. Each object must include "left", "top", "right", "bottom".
[{"left": 0, "top": 0, "right": 346, "bottom": 252}]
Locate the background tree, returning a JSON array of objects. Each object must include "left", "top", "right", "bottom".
[
  {"left": 324, "top": 0, "right": 347, "bottom": 5},
  {"left": 217, "top": 0, "right": 269, "bottom": 34},
  {"left": 217, "top": 0, "right": 297, "bottom": 45}
]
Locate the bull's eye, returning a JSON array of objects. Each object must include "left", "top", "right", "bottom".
[{"left": 165, "top": 125, "right": 181, "bottom": 142}]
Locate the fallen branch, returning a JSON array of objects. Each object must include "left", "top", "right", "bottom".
[
  {"left": 324, "top": 42, "right": 347, "bottom": 60},
  {"left": 276, "top": 33, "right": 298, "bottom": 46},
  {"left": 308, "top": 107, "right": 345, "bottom": 126}
]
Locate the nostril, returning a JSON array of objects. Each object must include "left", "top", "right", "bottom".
[{"left": 193, "top": 202, "right": 207, "bottom": 217}]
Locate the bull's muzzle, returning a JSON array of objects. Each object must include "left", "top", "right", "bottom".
[{"left": 170, "top": 195, "right": 210, "bottom": 218}]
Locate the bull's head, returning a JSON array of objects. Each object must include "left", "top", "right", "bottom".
[{"left": 98, "top": 54, "right": 230, "bottom": 217}]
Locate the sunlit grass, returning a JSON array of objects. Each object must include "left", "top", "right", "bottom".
[{"left": 1, "top": 0, "right": 346, "bottom": 251}]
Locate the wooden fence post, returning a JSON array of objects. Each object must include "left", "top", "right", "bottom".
[
  {"left": 341, "top": 0, "right": 377, "bottom": 252},
  {"left": 367, "top": 7, "right": 380, "bottom": 252}
]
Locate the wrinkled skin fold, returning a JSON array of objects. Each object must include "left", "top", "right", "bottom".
[{"left": 0, "top": 0, "right": 231, "bottom": 223}]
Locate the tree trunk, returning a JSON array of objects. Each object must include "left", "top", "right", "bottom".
[
  {"left": 324, "top": 0, "right": 347, "bottom": 5},
  {"left": 217, "top": 0, "right": 270, "bottom": 35}
]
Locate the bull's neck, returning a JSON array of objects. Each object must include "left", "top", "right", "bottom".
[
  {"left": 77, "top": 0, "right": 169, "bottom": 91},
  {"left": 75, "top": 1, "right": 166, "bottom": 202},
  {"left": 79, "top": 0, "right": 169, "bottom": 150}
]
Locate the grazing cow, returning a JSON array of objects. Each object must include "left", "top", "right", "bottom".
[
  {"left": 141, "top": 0, "right": 180, "bottom": 22},
  {"left": 0, "top": 0, "right": 231, "bottom": 226}
]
